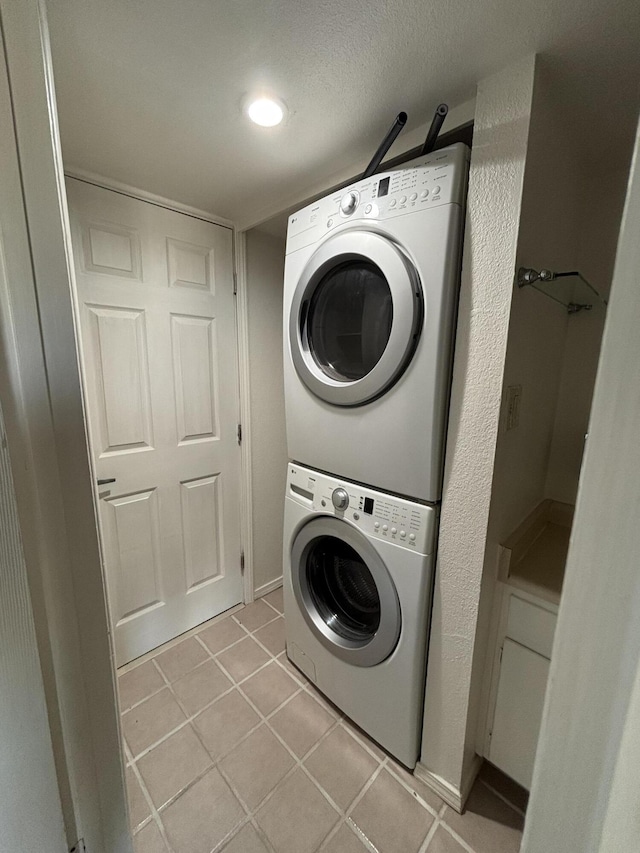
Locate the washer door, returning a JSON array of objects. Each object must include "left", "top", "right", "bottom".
[
  {"left": 290, "top": 516, "right": 401, "bottom": 667},
  {"left": 289, "top": 230, "right": 422, "bottom": 406}
]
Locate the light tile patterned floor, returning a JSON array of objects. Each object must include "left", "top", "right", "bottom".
[{"left": 119, "top": 589, "right": 525, "bottom": 853}]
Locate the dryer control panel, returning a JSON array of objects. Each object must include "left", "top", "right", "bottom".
[
  {"left": 286, "top": 142, "right": 469, "bottom": 253},
  {"left": 287, "top": 464, "right": 437, "bottom": 556}
]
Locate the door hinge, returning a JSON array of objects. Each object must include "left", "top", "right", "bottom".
[
  {"left": 233, "top": 271, "right": 238, "bottom": 295},
  {"left": 240, "top": 551, "right": 245, "bottom": 574},
  {"left": 69, "top": 840, "right": 86, "bottom": 853},
  {"left": 237, "top": 423, "right": 242, "bottom": 445}
]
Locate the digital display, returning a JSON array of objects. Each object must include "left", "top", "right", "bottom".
[
  {"left": 377, "top": 177, "right": 390, "bottom": 197},
  {"left": 364, "top": 497, "right": 374, "bottom": 515}
]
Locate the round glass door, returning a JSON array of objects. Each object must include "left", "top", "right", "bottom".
[
  {"left": 290, "top": 516, "right": 401, "bottom": 667},
  {"left": 306, "top": 536, "right": 381, "bottom": 642},
  {"left": 289, "top": 230, "right": 422, "bottom": 407},
  {"left": 307, "top": 260, "right": 393, "bottom": 382}
]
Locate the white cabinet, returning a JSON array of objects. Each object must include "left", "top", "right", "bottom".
[
  {"left": 489, "top": 638, "right": 550, "bottom": 788},
  {"left": 483, "top": 586, "right": 558, "bottom": 789}
]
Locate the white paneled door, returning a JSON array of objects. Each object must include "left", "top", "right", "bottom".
[{"left": 67, "top": 179, "right": 243, "bottom": 665}]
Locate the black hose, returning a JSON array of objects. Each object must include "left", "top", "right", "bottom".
[
  {"left": 420, "top": 103, "right": 448, "bottom": 156},
  {"left": 362, "top": 112, "right": 408, "bottom": 179}
]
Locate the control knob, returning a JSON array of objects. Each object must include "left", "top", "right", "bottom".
[
  {"left": 340, "top": 191, "right": 359, "bottom": 215},
  {"left": 331, "top": 488, "right": 349, "bottom": 511}
]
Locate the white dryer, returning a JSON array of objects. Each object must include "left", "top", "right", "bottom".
[
  {"left": 283, "top": 143, "right": 468, "bottom": 502},
  {"left": 283, "top": 463, "right": 437, "bottom": 768}
]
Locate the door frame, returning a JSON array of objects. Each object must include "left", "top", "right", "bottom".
[
  {"left": 64, "top": 167, "right": 256, "bottom": 608},
  {"left": 0, "top": 2, "right": 255, "bottom": 850},
  {"left": 0, "top": 1, "right": 129, "bottom": 849}
]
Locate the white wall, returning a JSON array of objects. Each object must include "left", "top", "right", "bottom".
[
  {"left": 0, "top": 362, "right": 66, "bottom": 853},
  {"left": 545, "top": 164, "right": 629, "bottom": 504},
  {"left": 468, "top": 62, "right": 590, "bottom": 778},
  {"left": 488, "top": 62, "right": 582, "bottom": 545},
  {"left": 418, "top": 55, "right": 537, "bottom": 803},
  {"left": 471, "top": 70, "right": 630, "bottom": 767},
  {"left": 521, "top": 118, "right": 640, "bottom": 853},
  {"left": 489, "top": 69, "right": 628, "bottom": 535},
  {"left": 246, "top": 228, "right": 288, "bottom": 595}
]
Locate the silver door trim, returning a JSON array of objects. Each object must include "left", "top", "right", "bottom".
[
  {"left": 289, "top": 230, "right": 422, "bottom": 406},
  {"left": 290, "top": 516, "right": 401, "bottom": 667}
]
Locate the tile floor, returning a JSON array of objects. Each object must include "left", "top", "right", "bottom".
[{"left": 119, "top": 589, "right": 525, "bottom": 853}]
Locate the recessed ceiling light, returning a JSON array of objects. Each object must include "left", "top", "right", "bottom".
[{"left": 246, "top": 96, "right": 285, "bottom": 127}]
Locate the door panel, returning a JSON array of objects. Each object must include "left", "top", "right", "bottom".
[
  {"left": 67, "top": 179, "right": 243, "bottom": 664},
  {"left": 167, "top": 237, "right": 213, "bottom": 291},
  {"left": 181, "top": 475, "right": 223, "bottom": 589},
  {"left": 85, "top": 304, "right": 154, "bottom": 454},
  {"left": 104, "top": 489, "right": 163, "bottom": 622},
  {"left": 171, "top": 314, "right": 219, "bottom": 443}
]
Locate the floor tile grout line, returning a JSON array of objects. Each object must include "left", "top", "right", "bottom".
[
  {"left": 259, "top": 595, "right": 284, "bottom": 617},
  {"left": 247, "top": 816, "right": 279, "bottom": 853},
  {"left": 123, "top": 602, "right": 281, "bottom": 852},
  {"left": 132, "top": 659, "right": 226, "bottom": 827},
  {"left": 120, "top": 621, "right": 271, "bottom": 718},
  {"left": 194, "top": 623, "right": 349, "bottom": 730},
  {"left": 227, "top": 615, "right": 287, "bottom": 662},
  {"left": 344, "top": 761, "right": 386, "bottom": 820},
  {"left": 433, "top": 820, "right": 478, "bottom": 853},
  {"left": 417, "top": 815, "right": 441, "bottom": 853},
  {"left": 122, "top": 740, "right": 159, "bottom": 838},
  {"left": 326, "top": 762, "right": 385, "bottom": 851},
  {"left": 121, "top": 604, "right": 452, "bottom": 853},
  {"left": 346, "top": 818, "right": 382, "bottom": 853},
  {"left": 383, "top": 762, "right": 443, "bottom": 819},
  {"left": 231, "top": 608, "right": 282, "bottom": 636},
  {"left": 207, "top": 815, "right": 254, "bottom": 853},
  {"left": 124, "top": 649, "right": 292, "bottom": 764},
  {"left": 122, "top": 604, "right": 351, "bottom": 850},
  {"left": 209, "top": 705, "right": 341, "bottom": 845},
  {"left": 120, "top": 604, "right": 283, "bottom": 707},
  {"left": 127, "top": 750, "right": 176, "bottom": 853},
  {"left": 124, "top": 633, "right": 438, "bottom": 818},
  {"left": 477, "top": 777, "right": 527, "bottom": 817},
  {"left": 214, "top": 657, "right": 357, "bottom": 831},
  {"left": 338, "top": 718, "right": 394, "bottom": 767},
  {"left": 116, "top": 602, "right": 246, "bottom": 675},
  {"left": 136, "top": 675, "right": 304, "bottom": 770}
]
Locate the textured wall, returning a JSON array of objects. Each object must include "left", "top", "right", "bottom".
[
  {"left": 419, "top": 56, "right": 537, "bottom": 796},
  {"left": 246, "top": 229, "right": 288, "bottom": 594}
]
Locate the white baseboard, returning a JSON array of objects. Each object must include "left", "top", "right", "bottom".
[
  {"left": 254, "top": 576, "right": 283, "bottom": 599},
  {"left": 414, "top": 754, "right": 483, "bottom": 814}
]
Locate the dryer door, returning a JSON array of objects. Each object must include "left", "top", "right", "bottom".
[
  {"left": 289, "top": 230, "right": 422, "bottom": 406},
  {"left": 290, "top": 516, "right": 401, "bottom": 667}
]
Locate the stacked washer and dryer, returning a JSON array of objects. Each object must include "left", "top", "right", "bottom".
[{"left": 281, "top": 142, "right": 469, "bottom": 768}]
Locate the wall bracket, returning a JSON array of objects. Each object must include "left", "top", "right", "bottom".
[{"left": 516, "top": 267, "right": 608, "bottom": 314}]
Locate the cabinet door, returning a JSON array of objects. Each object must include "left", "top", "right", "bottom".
[{"left": 489, "top": 638, "right": 550, "bottom": 789}]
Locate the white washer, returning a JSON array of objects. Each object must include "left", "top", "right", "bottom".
[
  {"left": 283, "top": 463, "right": 437, "bottom": 768},
  {"left": 283, "top": 143, "right": 468, "bottom": 502}
]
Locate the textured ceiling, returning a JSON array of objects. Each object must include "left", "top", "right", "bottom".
[{"left": 46, "top": 0, "right": 640, "bottom": 227}]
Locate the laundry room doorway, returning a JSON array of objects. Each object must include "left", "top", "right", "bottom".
[{"left": 66, "top": 179, "right": 245, "bottom": 665}]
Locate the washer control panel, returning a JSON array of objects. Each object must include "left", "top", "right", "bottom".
[
  {"left": 287, "top": 464, "right": 437, "bottom": 555},
  {"left": 286, "top": 142, "right": 469, "bottom": 251}
]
